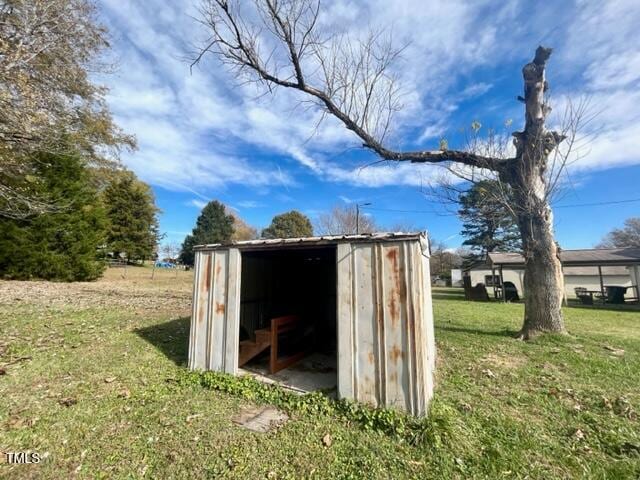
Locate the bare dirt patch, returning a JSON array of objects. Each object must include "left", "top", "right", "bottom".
[
  {"left": 480, "top": 353, "right": 527, "bottom": 370},
  {"left": 0, "top": 267, "right": 193, "bottom": 313}
]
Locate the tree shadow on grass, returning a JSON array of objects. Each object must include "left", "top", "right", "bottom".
[
  {"left": 135, "top": 316, "right": 191, "bottom": 366},
  {"left": 431, "top": 291, "right": 523, "bottom": 304},
  {"left": 565, "top": 300, "right": 640, "bottom": 313},
  {"left": 436, "top": 324, "right": 518, "bottom": 338},
  {"left": 431, "top": 292, "right": 474, "bottom": 302}
]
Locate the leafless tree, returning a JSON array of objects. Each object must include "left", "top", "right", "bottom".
[
  {"left": 0, "top": 0, "right": 134, "bottom": 219},
  {"left": 429, "top": 239, "right": 463, "bottom": 282},
  {"left": 316, "top": 204, "right": 377, "bottom": 235},
  {"left": 227, "top": 209, "right": 259, "bottom": 241},
  {"left": 597, "top": 218, "right": 640, "bottom": 248},
  {"left": 160, "top": 242, "right": 181, "bottom": 262},
  {"left": 193, "top": 0, "right": 580, "bottom": 339}
]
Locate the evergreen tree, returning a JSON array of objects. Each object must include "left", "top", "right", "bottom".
[
  {"left": 262, "top": 210, "right": 313, "bottom": 239},
  {"left": 102, "top": 171, "right": 159, "bottom": 262},
  {"left": 0, "top": 151, "right": 107, "bottom": 281},
  {"left": 458, "top": 180, "right": 521, "bottom": 262},
  {"left": 179, "top": 200, "right": 235, "bottom": 265}
]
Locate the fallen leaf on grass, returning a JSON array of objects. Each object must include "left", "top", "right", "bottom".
[
  {"left": 117, "top": 389, "right": 131, "bottom": 399},
  {"left": 186, "top": 413, "right": 203, "bottom": 423},
  {"left": 322, "top": 433, "right": 332, "bottom": 447},
  {"left": 0, "top": 368, "right": 6, "bottom": 375},
  {"left": 614, "top": 397, "right": 637, "bottom": 420},
  {"left": 603, "top": 346, "right": 625, "bottom": 357},
  {"left": 573, "top": 428, "right": 585, "bottom": 441},
  {"left": 59, "top": 397, "right": 77, "bottom": 407},
  {"left": 481, "top": 368, "right": 496, "bottom": 379},
  {"left": 104, "top": 377, "right": 117, "bottom": 383},
  {"left": 7, "top": 417, "right": 25, "bottom": 429}
]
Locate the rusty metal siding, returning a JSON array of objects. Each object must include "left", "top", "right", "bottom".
[
  {"left": 188, "top": 248, "right": 241, "bottom": 373},
  {"left": 336, "top": 238, "right": 434, "bottom": 416},
  {"left": 189, "top": 233, "right": 435, "bottom": 416}
]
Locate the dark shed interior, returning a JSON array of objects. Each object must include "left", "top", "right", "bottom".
[{"left": 238, "top": 246, "right": 337, "bottom": 385}]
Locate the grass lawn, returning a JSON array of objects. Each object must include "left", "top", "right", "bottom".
[{"left": 1, "top": 272, "right": 639, "bottom": 479}]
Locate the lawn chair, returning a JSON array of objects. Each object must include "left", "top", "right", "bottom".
[{"left": 574, "top": 287, "right": 593, "bottom": 305}]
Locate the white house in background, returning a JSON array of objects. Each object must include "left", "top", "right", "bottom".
[
  {"left": 464, "top": 248, "right": 640, "bottom": 301},
  {"left": 450, "top": 268, "right": 463, "bottom": 287}
]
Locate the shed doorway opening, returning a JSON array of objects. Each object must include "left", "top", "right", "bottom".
[{"left": 238, "top": 246, "right": 337, "bottom": 394}]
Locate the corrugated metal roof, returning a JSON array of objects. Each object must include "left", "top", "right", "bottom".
[
  {"left": 488, "top": 248, "right": 640, "bottom": 267},
  {"left": 195, "top": 232, "right": 426, "bottom": 251}
]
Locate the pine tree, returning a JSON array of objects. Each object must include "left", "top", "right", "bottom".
[
  {"left": 262, "top": 210, "right": 313, "bottom": 239},
  {"left": 102, "top": 170, "right": 159, "bottom": 263},
  {"left": 458, "top": 180, "right": 521, "bottom": 262},
  {"left": 179, "top": 200, "right": 235, "bottom": 265},
  {"left": 0, "top": 151, "right": 107, "bottom": 281}
]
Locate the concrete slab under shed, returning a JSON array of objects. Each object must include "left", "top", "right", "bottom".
[{"left": 240, "top": 353, "right": 337, "bottom": 395}]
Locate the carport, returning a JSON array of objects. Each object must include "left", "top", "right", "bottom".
[{"left": 488, "top": 248, "right": 640, "bottom": 304}]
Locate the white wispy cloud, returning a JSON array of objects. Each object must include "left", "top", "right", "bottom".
[
  {"left": 187, "top": 199, "right": 207, "bottom": 209},
  {"left": 98, "top": 0, "right": 640, "bottom": 194},
  {"left": 237, "top": 200, "right": 264, "bottom": 209}
]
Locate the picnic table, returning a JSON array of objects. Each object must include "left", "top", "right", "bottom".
[{"left": 575, "top": 286, "right": 628, "bottom": 305}]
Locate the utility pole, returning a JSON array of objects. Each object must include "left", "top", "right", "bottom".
[{"left": 356, "top": 202, "right": 372, "bottom": 234}]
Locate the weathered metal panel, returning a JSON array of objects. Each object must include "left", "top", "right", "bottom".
[
  {"left": 336, "top": 236, "right": 435, "bottom": 416},
  {"left": 336, "top": 243, "right": 355, "bottom": 399},
  {"left": 188, "top": 248, "right": 241, "bottom": 374},
  {"left": 190, "top": 234, "right": 435, "bottom": 416}
]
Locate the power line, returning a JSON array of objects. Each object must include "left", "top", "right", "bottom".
[
  {"left": 360, "top": 197, "right": 640, "bottom": 216},
  {"left": 554, "top": 197, "right": 640, "bottom": 209}
]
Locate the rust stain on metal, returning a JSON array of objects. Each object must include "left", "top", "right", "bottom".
[
  {"left": 368, "top": 351, "right": 375, "bottom": 364},
  {"left": 198, "top": 255, "right": 212, "bottom": 324},
  {"left": 390, "top": 344, "right": 404, "bottom": 363},
  {"left": 203, "top": 255, "right": 212, "bottom": 289},
  {"left": 386, "top": 247, "right": 401, "bottom": 326},
  {"left": 215, "top": 302, "right": 225, "bottom": 314}
]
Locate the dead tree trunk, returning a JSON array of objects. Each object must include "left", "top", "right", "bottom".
[{"left": 500, "top": 47, "right": 567, "bottom": 339}]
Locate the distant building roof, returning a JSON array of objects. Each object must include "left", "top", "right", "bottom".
[
  {"left": 563, "top": 266, "right": 630, "bottom": 276},
  {"left": 195, "top": 231, "right": 426, "bottom": 252},
  {"left": 487, "top": 248, "right": 640, "bottom": 268}
]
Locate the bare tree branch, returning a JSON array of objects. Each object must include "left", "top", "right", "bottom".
[{"left": 193, "top": 0, "right": 507, "bottom": 170}]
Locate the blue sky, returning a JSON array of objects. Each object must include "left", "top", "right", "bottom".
[{"left": 98, "top": 0, "right": 640, "bottom": 249}]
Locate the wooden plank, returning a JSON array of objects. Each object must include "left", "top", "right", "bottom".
[{"left": 269, "top": 315, "right": 304, "bottom": 374}]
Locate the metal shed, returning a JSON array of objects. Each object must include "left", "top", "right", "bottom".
[{"left": 188, "top": 232, "right": 436, "bottom": 416}]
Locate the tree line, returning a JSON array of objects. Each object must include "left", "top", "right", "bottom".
[
  {"left": 0, "top": 155, "right": 160, "bottom": 281},
  {"left": 0, "top": 1, "right": 158, "bottom": 281}
]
